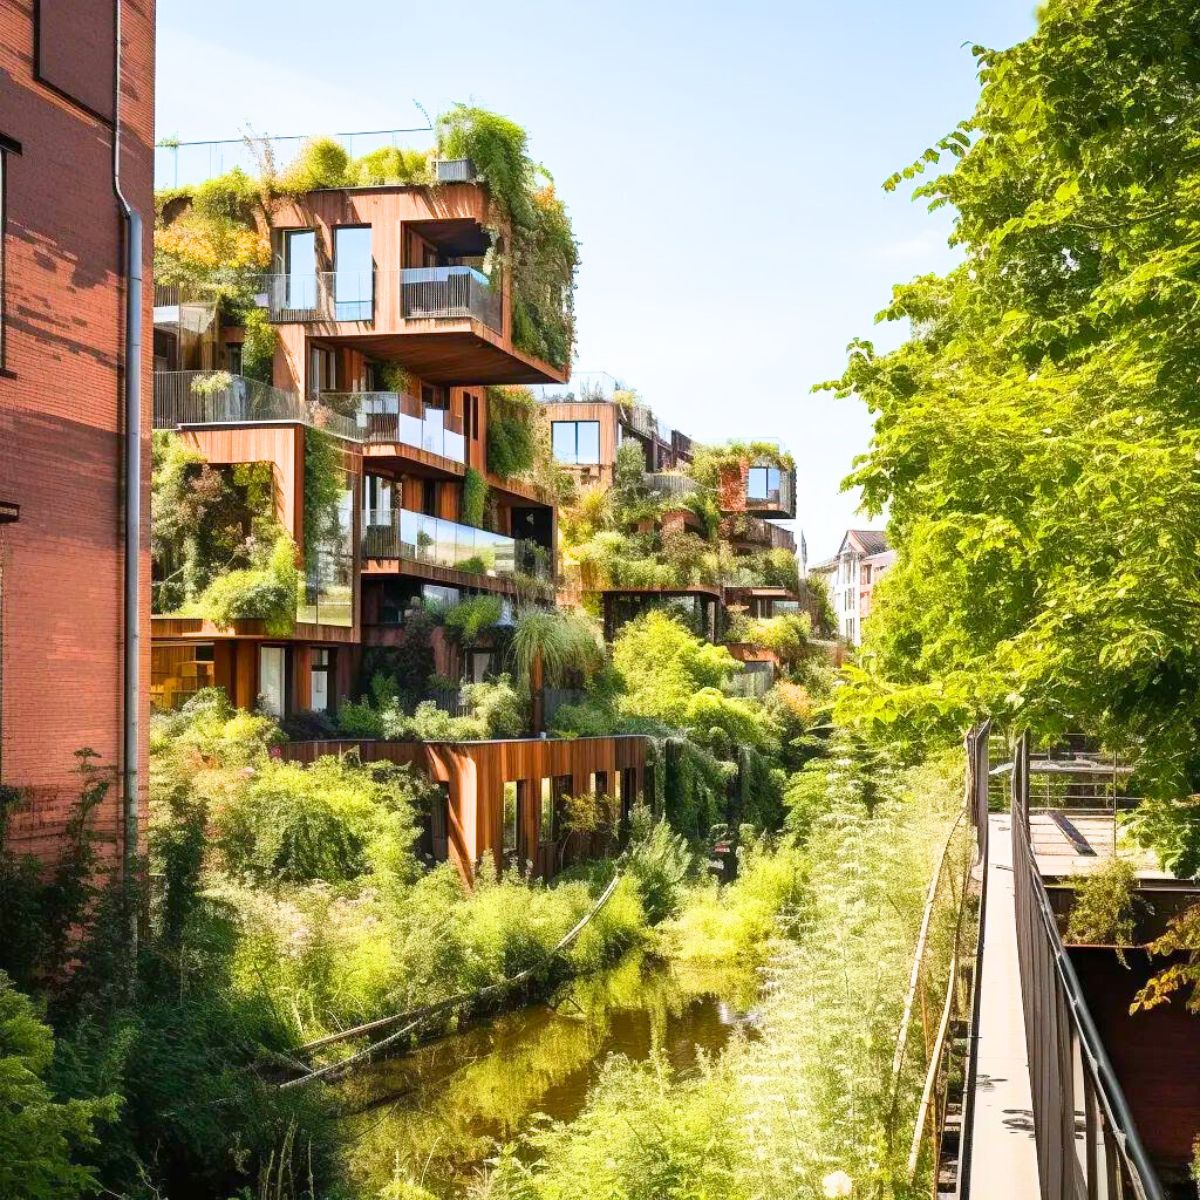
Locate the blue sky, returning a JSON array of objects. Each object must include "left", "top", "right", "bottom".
[{"left": 155, "top": 0, "right": 1037, "bottom": 560}]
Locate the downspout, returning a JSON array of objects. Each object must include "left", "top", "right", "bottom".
[{"left": 111, "top": 0, "right": 143, "bottom": 908}]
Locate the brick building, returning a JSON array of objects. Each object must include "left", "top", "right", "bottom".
[{"left": 0, "top": 2, "right": 155, "bottom": 866}]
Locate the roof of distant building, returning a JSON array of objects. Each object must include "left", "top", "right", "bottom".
[{"left": 841, "top": 529, "right": 891, "bottom": 557}]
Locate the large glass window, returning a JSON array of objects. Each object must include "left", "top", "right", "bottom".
[
  {"left": 503, "top": 782, "right": 519, "bottom": 856},
  {"left": 258, "top": 646, "right": 286, "bottom": 717},
  {"left": 747, "top": 466, "right": 781, "bottom": 502},
  {"left": 284, "top": 229, "right": 317, "bottom": 310},
  {"left": 310, "top": 648, "right": 331, "bottom": 713},
  {"left": 551, "top": 420, "right": 601, "bottom": 465},
  {"left": 333, "top": 226, "right": 373, "bottom": 320}
]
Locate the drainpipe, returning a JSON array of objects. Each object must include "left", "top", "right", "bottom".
[{"left": 111, "top": 0, "right": 143, "bottom": 914}]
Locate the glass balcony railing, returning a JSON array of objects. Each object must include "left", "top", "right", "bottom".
[
  {"left": 256, "top": 266, "right": 502, "bottom": 333},
  {"left": 323, "top": 392, "right": 466, "bottom": 463},
  {"left": 153, "top": 371, "right": 361, "bottom": 441},
  {"left": 361, "top": 509, "right": 548, "bottom": 580}
]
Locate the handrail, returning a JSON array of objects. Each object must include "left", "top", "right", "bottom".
[
  {"left": 153, "top": 371, "right": 361, "bottom": 441},
  {"left": 323, "top": 390, "right": 466, "bottom": 463},
  {"left": 1011, "top": 733, "right": 1165, "bottom": 1200}
]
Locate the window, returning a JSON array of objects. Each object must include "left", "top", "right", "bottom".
[
  {"left": 308, "top": 345, "right": 336, "bottom": 398},
  {"left": 284, "top": 230, "right": 317, "bottom": 310},
  {"left": 226, "top": 342, "right": 243, "bottom": 375},
  {"left": 258, "top": 646, "right": 286, "bottom": 717},
  {"left": 551, "top": 420, "right": 601, "bottom": 465},
  {"left": 0, "top": 138, "right": 17, "bottom": 371},
  {"left": 540, "top": 778, "right": 554, "bottom": 844},
  {"left": 310, "top": 648, "right": 331, "bottom": 713},
  {"left": 502, "top": 781, "right": 519, "bottom": 856},
  {"left": 747, "top": 466, "right": 781, "bottom": 502},
  {"left": 333, "top": 226, "right": 372, "bottom": 320}
]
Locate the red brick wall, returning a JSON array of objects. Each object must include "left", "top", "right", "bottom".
[{"left": 0, "top": 1, "right": 154, "bottom": 866}]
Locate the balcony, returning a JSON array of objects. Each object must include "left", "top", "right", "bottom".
[
  {"left": 721, "top": 514, "right": 796, "bottom": 553},
  {"left": 254, "top": 265, "right": 559, "bottom": 385},
  {"left": 644, "top": 472, "right": 698, "bottom": 500},
  {"left": 258, "top": 266, "right": 500, "bottom": 333},
  {"left": 400, "top": 266, "right": 501, "bottom": 331},
  {"left": 361, "top": 509, "right": 549, "bottom": 583},
  {"left": 745, "top": 464, "right": 796, "bottom": 519},
  {"left": 322, "top": 392, "right": 466, "bottom": 465},
  {"left": 153, "top": 371, "right": 361, "bottom": 440}
]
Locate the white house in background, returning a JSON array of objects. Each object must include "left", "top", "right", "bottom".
[{"left": 816, "top": 529, "right": 896, "bottom": 646}]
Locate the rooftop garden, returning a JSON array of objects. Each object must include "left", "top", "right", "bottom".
[{"left": 154, "top": 105, "right": 578, "bottom": 370}]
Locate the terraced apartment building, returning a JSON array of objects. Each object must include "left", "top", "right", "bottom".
[{"left": 151, "top": 147, "right": 563, "bottom": 717}]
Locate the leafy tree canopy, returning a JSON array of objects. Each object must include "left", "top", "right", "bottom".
[{"left": 822, "top": 0, "right": 1200, "bottom": 857}]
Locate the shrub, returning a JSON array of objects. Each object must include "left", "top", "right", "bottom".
[
  {"left": 462, "top": 674, "right": 525, "bottom": 738},
  {"left": 443, "top": 594, "right": 504, "bottom": 645},
  {"left": 276, "top": 136, "right": 350, "bottom": 193},
  {"left": 486, "top": 387, "right": 538, "bottom": 478},
  {"left": 213, "top": 756, "right": 424, "bottom": 885},
  {"left": 462, "top": 466, "right": 488, "bottom": 528},
  {"left": 624, "top": 807, "right": 694, "bottom": 924},
  {"left": 195, "top": 533, "right": 299, "bottom": 635},
  {"left": 1067, "top": 857, "right": 1141, "bottom": 950},
  {"left": 0, "top": 973, "right": 116, "bottom": 1200}
]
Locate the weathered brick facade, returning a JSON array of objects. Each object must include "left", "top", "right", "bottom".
[{"left": 0, "top": 1, "right": 154, "bottom": 865}]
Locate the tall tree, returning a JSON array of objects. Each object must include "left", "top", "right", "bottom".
[{"left": 823, "top": 0, "right": 1200, "bottom": 869}]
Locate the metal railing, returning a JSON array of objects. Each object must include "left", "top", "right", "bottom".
[
  {"left": 433, "top": 157, "right": 476, "bottom": 183},
  {"left": 399, "top": 266, "right": 501, "bottom": 331},
  {"left": 154, "top": 126, "right": 435, "bottom": 190},
  {"left": 1011, "top": 734, "right": 1165, "bottom": 1200},
  {"left": 322, "top": 392, "right": 466, "bottom": 463},
  {"left": 153, "top": 371, "right": 361, "bottom": 441},
  {"left": 618, "top": 400, "right": 658, "bottom": 439},
  {"left": 361, "top": 509, "right": 548, "bottom": 580},
  {"left": 643, "top": 472, "right": 698, "bottom": 499},
  {"left": 258, "top": 266, "right": 501, "bottom": 330},
  {"left": 722, "top": 514, "right": 796, "bottom": 552}
]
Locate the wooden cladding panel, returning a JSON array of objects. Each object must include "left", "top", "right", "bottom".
[{"left": 278, "top": 736, "right": 648, "bottom": 882}]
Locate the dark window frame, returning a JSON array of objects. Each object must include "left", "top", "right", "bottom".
[
  {"left": 0, "top": 135, "right": 22, "bottom": 374},
  {"left": 551, "top": 420, "right": 601, "bottom": 466},
  {"left": 747, "top": 466, "right": 781, "bottom": 502}
]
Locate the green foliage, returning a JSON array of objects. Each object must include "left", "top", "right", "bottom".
[
  {"left": 1066, "top": 858, "right": 1141, "bottom": 954},
  {"left": 443, "top": 593, "right": 504, "bottom": 644},
  {"left": 623, "top": 807, "right": 695, "bottom": 924},
  {"left": 275, "top": 136, "right": 351, "bottom": 194},
  {"left": 0, "top": 754, "right": 112, "bottom": 992},
  {"left": 818, "top": 0, "right": 1200, "bottom": 874},
  {"left": 213, "top": 755, "right": 425, "bottom": 885},
  {"left": 510, "top": 606, "right": 603, "bottom": 688},
  {"left": 486, "top": 387, "right": 539, "bottom": 478},
  {"left": 462, "top": 466, "right": 489, "bottom": 528},
  {"left": 194, "top": 532, "right": 299, "bottom": 635},
  {"left": 688, "top": 440, "right": 796, "bottom": 490},
  {"left": 611, "top": 612, "right": 737, "bottom": 726},
  {"left": 0, "top": 972, "right": 116, "bottom": 1200},
  {"left": 461, "top": 675, "right": 526, "bottom": 738},
  {"left": 347, "top": 145, "right": 432, "bottom": 187},
  {"left": 302, "top": 427, "right": 345, "bottom": 575},
  {"left": 238, "top": 305, "right": 276, "bottom": 382},
  {"left": 438, "top": 105, "right": 578, "bottom": 368}
]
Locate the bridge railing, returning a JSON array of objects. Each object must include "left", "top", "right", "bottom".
[{"left": 1011, "top": 734, "right": 1165, "bottom": 1200}]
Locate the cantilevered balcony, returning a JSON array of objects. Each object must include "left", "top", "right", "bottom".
[
  {"left": 254, "top": 263, "right": 558, "bottom": 385},
  {"left": 361, "top": 509, "right": 550, "bottom": 585},
  {"left": 153, "top": 370, "right": 360, "bottom": 440},
  {"left": 721, "top": 514, "right": 797, "bottom": 554},
  {"left": 644, "top": 471, "right": 699, "bottom": 500},
  {"left": 321, "top": 392, "right": 466, "bottom": 467},
  {"left": 744, "top": 464, "right": 796, "bottom": 520}
]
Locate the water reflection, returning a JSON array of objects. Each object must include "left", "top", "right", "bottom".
[{"left": 341, "top": 952, "right": 758, "bottom": 1197}]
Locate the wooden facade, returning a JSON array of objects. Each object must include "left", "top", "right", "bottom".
[{"left": 279, "top": 735, "right": 649, "bottom": 883}]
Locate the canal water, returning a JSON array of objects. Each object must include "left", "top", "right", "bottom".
[{"left": 340, "top": 952, "right": 759, "bottom": 1197}]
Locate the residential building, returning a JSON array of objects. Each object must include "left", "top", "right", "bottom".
[
  {"left": 540, "top": 377, "right": 813, "bottom": 648},
  {"left": 151, "top": 160, "right": 562, "bottom": 717},
  {"left": 825, "top": 529, "right": 895, "bottom": 646},
  {"left": 0, "top": 1, "right": 155, "bottom": 865}
]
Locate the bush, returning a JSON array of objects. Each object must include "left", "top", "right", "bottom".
[
  {"left": 462, "top": 466, "right": 488, "bottom": 528},
  {"left": 213, "top": 756, "right": 424, "bottom": 885},
  {"left": 462, "top": 674, "right": 525, "bottom": 737},
  {"left": 443, "top": 594, "right": 503, "bottom": 645},
  {"left": 624, "top": 807, "right": 694, "bottom": 924},
  {"left": 0, "top": 972, "right": 116, "bottom": 1200},
  {"left": 195, "top": 533, "right": 299, "bottom": 635},
  {"left": 486, "top": 388, "right": 538, "bottom": 477},
  {"left": 1067, "top": 857, "right": 1141, "bottom": 950}
]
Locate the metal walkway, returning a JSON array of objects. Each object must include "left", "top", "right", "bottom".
[{"left": 965, "top": 813, "right": 1040, "bottom": 1198}]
